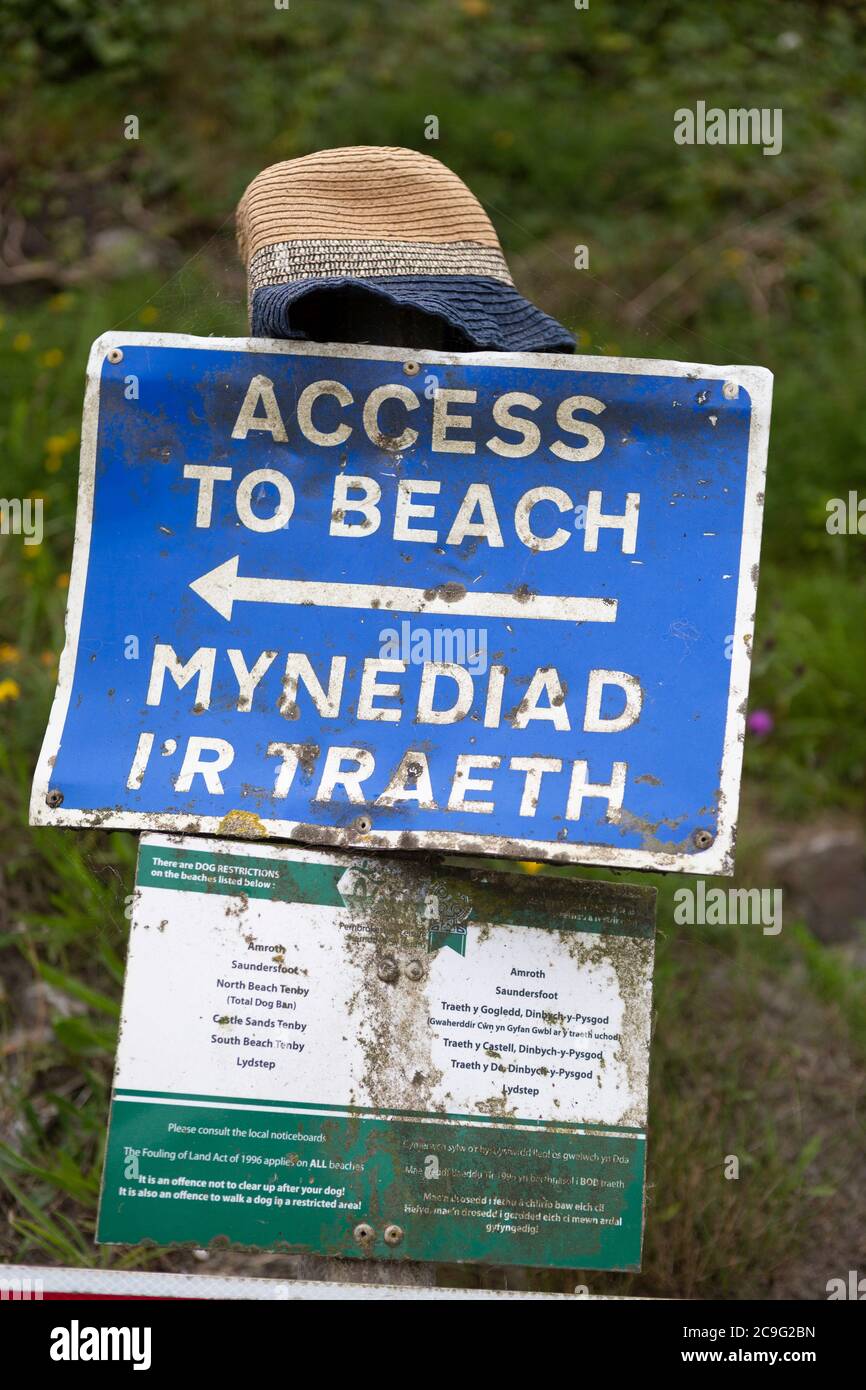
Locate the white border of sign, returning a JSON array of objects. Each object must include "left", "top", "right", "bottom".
[
  {"left": 0, "top": 1263, "right": 642, "bottom": 1301},
  {"left": 31, "top": 332, "right": 772, "bottom": 876}
]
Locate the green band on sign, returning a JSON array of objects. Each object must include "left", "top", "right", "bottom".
[{"left": 136, "top": 845, "right": 654, "bottom": 938}]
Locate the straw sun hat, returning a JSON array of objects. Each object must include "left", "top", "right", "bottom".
[{"left": 237, "top": 146, "right": 574, "bottom": 353}]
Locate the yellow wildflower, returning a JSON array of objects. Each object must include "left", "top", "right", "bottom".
[
  {"left": 12, "top": 332, "right": 32, "bottom": 352},
  {"left": 597, "top": 31, "right": 634, "bottom": 53},
  {"left": 0, "top": 644, "right": 20, "bottom": 663},
  {"left": 39, "top": 348, "right": 64, "bottom": 368},
  {"left": 0, "top": 678, "right": 21, "bottom": 703}
]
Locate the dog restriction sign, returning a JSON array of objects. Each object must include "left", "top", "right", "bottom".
[{"left": 97, "top": 834, "right": 656, "bottom": 1271}]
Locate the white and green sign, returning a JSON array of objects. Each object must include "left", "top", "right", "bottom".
[{"left": 98, "top": 835, "right": 656, "bottom": 1271}]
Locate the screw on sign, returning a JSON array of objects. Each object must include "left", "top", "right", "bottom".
[
  {"left": 30, "top": 146, "right": 771, "bottom": 1286},
  {"left": 376, "top": 955, "right": 400, "bottom": 984}
]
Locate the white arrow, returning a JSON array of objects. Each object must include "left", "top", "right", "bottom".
[{"left": 189, "top": 555, "right": 617, "bottom": 625}]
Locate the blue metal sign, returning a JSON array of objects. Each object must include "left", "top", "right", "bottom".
[{"left": 32, "top": 333, "right": 771, "bottom": 873}]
